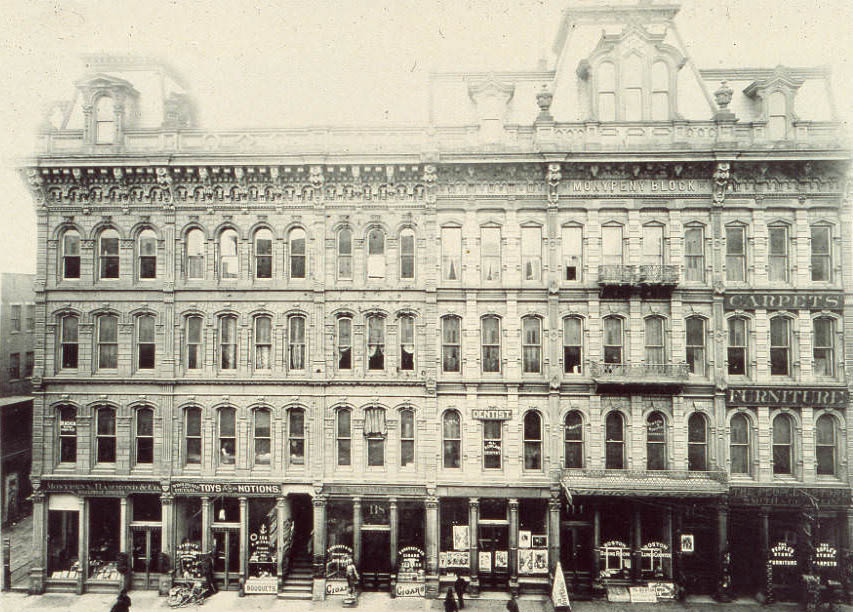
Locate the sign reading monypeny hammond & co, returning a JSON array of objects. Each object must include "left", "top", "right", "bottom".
[
  {"left": 472, "top": 409, "right": 512, "bottom": 420},
  {"left": 727, "top": 387, "right": 848, "bottom": 408},
  {"left": 41, "top": 480, "right": 162, "bottom": 495},
  {"left": 724, "top": 293, "right": 843, "bottom": 311}
]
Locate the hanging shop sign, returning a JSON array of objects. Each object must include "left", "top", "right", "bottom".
[
  {"left": 724, "top": 292, "right": 843, "bottom": 311},
  {"left": 472, "top": 408, "right": 512, "bottom": 420},
  {"left": 518, "top": 548, "right": 548, "bottom": 575},
  {"left": 171, "top": 482, "right": 283, "bottom": 496},
  {"left": 730, "top": 486, "right": 852, "bottom": 508},
  {"left": 727, "top": 387, "right": 848, "bottom": 408},
  {"left": 769, "top": 542, "right": 797, "bottom": 566},
  {"left": 40, "top": 479, "right": 161, "bottom": 496},
  {"left": 815, "top": 543, "right": 838, "bottom": 568},
  {"left": 439, "top": 551, "right": 469, "bottom": 569},
  {"left": 244, "top": 577, "right": 277, "bottom": 594}
]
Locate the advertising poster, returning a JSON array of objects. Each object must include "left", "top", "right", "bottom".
[
  {"left": 453, "top": 525, "right": 470, "bottom": 551},
  {"left": 479, "top": 551, "right": 491, "bottom": 572}
]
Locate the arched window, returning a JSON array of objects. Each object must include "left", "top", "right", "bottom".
[
  {"left": 684, "top": 225, "right": 704, "bottom": 282},
  {"left": 184, "top": 407, "right": 202, "bottom": 465},
  {"left": 646, "top": 412, "right": 666, "bottom": 470},
  {"left": 289, "top": 228, "right": 307, "bottom": 279},
  {"left": 605, "top": 412, "right": 625, "bottom": 470},
  {"left": 441, "top": 226, "right": 461, "bottom": 281},
  {"left": 816, "top": 414, "right": 837, "bottom": 476},
  {"left": 481, "top": 316, "right": 501, "bottom": 373},
  {"left": 337, "top": 409, "right": 351, "bottom": 466},
  {"left": 95, "top": 96, "right": 115, "bottom": 144},
  {"left": 99, "top": 229, "right": 120, "bottom": 279},
  {"left": 97, "top": 314, "right": 118, "bottom": 370},
  {"left": 337, "top": 316, "right": 352, "bottom": 370},
  {"left": 772, "top": 414, "right": 793, "bottom": 475},
  {"left": 400, "top": 408, "right": 415, "bottom": 467},
  {"left": 60, "top": 315, "right": 79, "bottom": 369},
  {"left": 521, "top": 226, "right": 542, "bottom": 281},
  {"left": 811, "top": 224, "right": 832, "bottom": 281},
  {"left": 730, "top": 413, "right": 750, "bottom": 474},
  {"left": 768, "top": 223, "right": 789, "bottom": 282},
  {"left": 644, "top": 317, "right": 665, "bottom": 365},
  {"left": 254, "top": 316, "right": 272, "bottom": 370},
  {"left": 399, "top": 314, "right": 415, "bottom": 371},
  {"left": 218, "top": 407, "right": 236, "bottom": 466},
  {"left": 563, "top": 317, "right": 583, "bottom": 374},
  {"left": 288, "top": 315, "right": 306, "bottom": 370},
  {"left": 813, "top": 317, "right": 836, "bottom": 377},
  {"left": 366, "top": 315, "right": 385, "bottom": 371},
  {"left": 400, "top": 228, "right": 415, "bottom": 280},
  {"left": 337, "top": 228, "right": 353, "bottom": 279},
  {"left": 651, "top": 61, "right": 669, "bottom": 120},
  {"left": 254, "top": 228, "right": 273, "bottom": 279},
  {"left": 186, "top": 229, "right": 205, "bottom": 280},
  {"left": 441, "top": 316, "right": 461, "bottom": 373},
  {"left": 219, "top": 229, "right": 239, "bottom": 280},
  {"left": 96, "top": 406, "right": 116, "bottom": 464},
  {"left": 62, "top": 229, "right": 81, "bottom": 279},
  {"left": 727, "top": 317, "right": 748, "bottom": 376},
  {"left": 601, "top": 224, "right": 623, "bottom": 266},
  {"left": 185, "top": 316, "right": 203, "bottom": 370},
  {"left": 138, "top": 229, "right": 157, "bottom": 279},
  {"left": 253, "top": 409, "right": 271, "bottom": 466},
  {"left": 443, "top": 410, "right": 461, "bottom": 468},
  {"left": 481, "top": 226, "right": 501, "bottom": 282},
  {"left": 562, "top": 225, "right": 582, "bottom": 281},
  {"left": 367, "top": 228, "right": 385, "bottom": 280},
  {"left": 623, "top": 55, "right": 643, "bottom": 121},
  {"left": 58, "top": 406, "right": 77, "bottom": 464},
  {"left": 364, "top": 406, "right": 387, "bottom": 467},
  {"left": 603, "top": 316, "right": 623, "bottom": 366},
  {"left": 770, "top": 317, "right": 791, "bottom": 376},
  {"left": 219, "top": 315, "right": 237, "bottom": 370},
  {"left": 522, "top": 316, "right": 542, "bottom": 373},
  {"left": 725, "top": 225, "right": 746, "bottom": 282},
  {"left": 686, "top": 317, "right": 706, "bottom": 376},
  {"left": 288, "top": 408, "right": 305, "bottom": 465},
  {"left": 597, "top": 61, "right": 616, "bottom": 121},
  {"left": 564, "top": 411, "right": 584, "bottom": 468},
  {"left": 136, "top": 314, "right": 156, "bottom": 370},
  {"left": 135, "top": 407, "right": 154, "bottom": 465},
  {"left": 688, "top": 413, "right": 707, "bottom": 471},
  {"left": 768, "top": 91, "right": 787, "bottom": 140},
  {"left": 523, "top": 411, "right": 542, "bottom": 471}
]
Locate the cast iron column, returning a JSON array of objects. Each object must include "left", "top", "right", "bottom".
[
  {"left": 390, "top": 498, "right": 398, "bottom": 570},
  {"left": 312, "top": 495, "right": 327, "bottom": 580},
  {"left": 632, "top": 506, "right": 642, "bottom": 582},
  {"left": 548, "top": 491, "right": 561, "bottom": 576},
  {"left": 664, "top": 508, "right": 673, "bottom": 579},
  {"left": 469, "top": 497, "right": 480, "bottom": 595},
  {"left": 353, "top": 497, "right": 362, "bottom": 567},
  {"left": 509, "top": 498, "right": 519, "bottom": 596},
  {"left": 425, "top": 496, "right": 439, "bottom": 598},
  {"left": 239, "top": 497, "right": 248, "bottom": 579},
  {"left": 593, "top": 509, "right": 601, "bottom": 581},
  {"left": 201, "top": 496, "right": 211, "bottom": 552}
]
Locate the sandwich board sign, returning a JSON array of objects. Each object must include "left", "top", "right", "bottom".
[{"left": 552, "top": 561, "right": 572, "bottom": 611}]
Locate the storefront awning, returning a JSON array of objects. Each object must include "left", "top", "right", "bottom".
[
  {"left": 561, "top": 469, "right": 728, "bottom": 498},
  {"left": 0, "top": 395, "right": 32, "bottom": 409}
]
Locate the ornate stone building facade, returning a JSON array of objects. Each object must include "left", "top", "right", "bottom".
[{"left": 21, "top": 2, "right": 852, "bottom": 603}]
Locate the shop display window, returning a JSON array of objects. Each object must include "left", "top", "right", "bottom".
[
  {"left": 214, "top": 497, "right": 239, "bottom": 523},
  {"left": 248, "top": 499, "right": 277, "bottom": 578},
  {"left": 327, "top": 500, "right": 354, "bottom": 549},
  {"left": 439, "top": 499, "right": 469, "bottom": 575},
  {"left": 175, "top": 498, "right": 204, "bottom": 579},
  {"left": 599, "top": 506, "right": 631, "bottom": 578},
  {"left": 88, "top": 497, "right": 121, "bottom": 580},
  {"left": 48, "top": 509, "right": 80, "bottom": 577}
]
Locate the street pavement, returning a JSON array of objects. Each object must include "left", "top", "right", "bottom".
[
  {"left": 3, "top": 512, "right": 35, "bottom": 587},
  {"left": 0, "top": 590, "right": 848, "bottom": 612}
]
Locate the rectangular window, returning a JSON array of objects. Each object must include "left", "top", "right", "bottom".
[
  {"left": 522, "top": 317, "right": 541, "bottom": 374},
  {"left": 601, "top": 226, "right": 623, "bottom": 266},
  {"left": 100, "top": 236, "right": 120, "bottom": 279},
  {"left": 400, "top": 230, "right": 415, "bottom": 280},
  {"left": 562, "top": 226, "right": 582, "bottom": 281},
  {"left": 218, "top": 409, "right": 236, "bottom": 466},
  {"left": 813, "top": 318, "right": 835, "bottom": 377},
  {"left": 63, "top": 233, "right": 81, "bottom": 279},
  {"left": 726, "top": 226, "right": 746, "bottom": 282},
  {"left": 337, "top": 411, "right": 351, "bottom": 467},
  {"left": 9, "top": 353, "right": 20, "bottom": 379},
  {"left": 139, "top": 235, "right": 157, "bottom": 279},
  {"left": 254, "top": 411, "right": 271, "bottom": 466},
  {"left": 481, "top": 317, "right": 501, "bottom": 373},
  {"left": 563, "top": 318, "right": 582, "bottom": 374},
  {"left": 400, "top": 315, "right": 415, "bottom": 371},
  {"left": 186, "top": 317, "right": 202, "bottom": 370},
  {"left": 770, "top": 318, "right": 790, "bottom": 376},
  {"left": 98, "top": 316, "right": 118, "bottom": 370},
  {"left": 727, "top": 318, "right": 747, "bottom": 376},
  {"left": 811, "top": 226, "right": 831, "bottom": 281},
  {"left": 137, "top": 316, "right": 155, "bottom": 370},
  {"left": 254, "top": 317, "right": 271, "bottom": 370},
  {"left": 59, "top": 407, "right": 77, "bottom": 463},
  {"left": 219, "top": 317, "right": 237, "bottom": 370},
  {"left": 367, "top": 316, "right": 384, "bottom": 370},
  {"left": 136, "top": 409, "right": 154, "bottom": 464},
  {"left": 61, "top": 316, "right": 78, "bottom": 369},
  {"left": 481, "top": 226, "right": 501, "bottom": 282},
  {"left": 96, "top": 409, "right": 116, "bottom": 464},
  {"left": 367, "top": 437, "right": 384, "bottom": 467},
  {"left": 338, "top": 318, "right": 352, "bottom": 370},
  {"left": 441, "top": 227, "right": 461, "bottom": 281},
  {"left": 25, "top": 351, "right": 34, "bottom": 377},
  {"left": 337, "top": 230, "right": 353, "bottom": 280},
  {"left": 603, "top": 318, "right": 623, "bottom": 365},
  {"left": 288, "top": 410, "right": 305, "bottom": 465},
  {"left": 289, "top": 316, "right": 306, "bottom": 370},
  {"left": 10, "top": 305, "right": 21, "bottom": 332},
  {"left": 684, "top": 226, "right": 704, "bottom": 282},
  {"left": 641, "top": 225, "right": 664, "bottom": 265},
  {"left": 768, "top": 226, "right": 789, "bottom": 282},
  {"left": 644, "top": 318, "right": 665, "bottom": 364},
  {"left": 400, "top": 410, "right": 415, "bottom": 467},
  {"left": 25, "top": 304, "right": 35, "bottom": 331},
  {"left": 521, "top": 226, "right": 542, "bottom": 281},
  {"left": 815, "top": 417, "right": 835, "bottom": 476},
  {"left": 442, "top": 317, "right": 461, "bottom": 373},
  {"left": 255, "top": 234, "right": 272, "bottom": 279},
  {"left": 185, "top": 409, "right": 202, "bottom": 465},
  {"left": 483, "top": 420, "right": 502, "bottom": 469},
  {"left": 186, "top": 231, "right": 205, "bottom": 280},
  {"left": 685, "top": 318, "right": 705, "bottom": 376}
]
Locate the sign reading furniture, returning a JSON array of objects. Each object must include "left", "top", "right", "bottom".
[{"left": 727, "top": 387, "right": 848, "bottom": 408}]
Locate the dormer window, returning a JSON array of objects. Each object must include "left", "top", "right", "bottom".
[
  {"left": 768, "top": 91, "right": 787, "bottom": 140},
  {"left": 597, "top": 62, "right": 616, "bottom": 121},
  {"left": 743, "top": 69, "right": 803, "bottom": 142},
  {"left": 95, "top": 96, "right": 116, "bottom": 144}
]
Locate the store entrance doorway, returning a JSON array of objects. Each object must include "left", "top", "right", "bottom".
[
  {"left": 361, "top": 529, "right": 391, "bottom": 591},
  {"left": 560, "top": 523, "right": 593, "bottom": 597},
  {"left": 212, "top": 527, "right": 240, "bottom": 590},
  {"left": 130, "top": 527, "right": 162, "bottom": 590},
  {"left": 477, "top": 523, "right": 509, "bottom": 590}
]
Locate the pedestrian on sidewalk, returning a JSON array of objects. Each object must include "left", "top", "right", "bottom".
[
  {"left": 506, "top": 594, "right": 519, "bottom": 612},
  {"left": 454, "top": 575, "right": 468, "bottom": 609},
  {"left": 110, "top": 588, "right": 131, "bottom": 612},
  {"left": 444, "top": 587, "right": 458, "bottom": 612}
]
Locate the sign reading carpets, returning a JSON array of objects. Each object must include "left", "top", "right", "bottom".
[
  {"left": 724, "top": 292, "right": 843, "bottom": 311},
  {"left": 816, "top": 543, "right": 838, "bottom": 567},
  {"left": 551, "top": 561, "right": 572, "bottom": 611}
]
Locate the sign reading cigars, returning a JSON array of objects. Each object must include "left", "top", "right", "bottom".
[
  {"left": 727, "top": 387, "right": 848, "bottom": 408},
  {"left": 724, "top": 293, "right": 843, "bottom": 310}
]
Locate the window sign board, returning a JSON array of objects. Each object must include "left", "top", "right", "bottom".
[
  {"left": 680, "top": 534, "right": 694, "bottom": 554},
  {"left": 479, "top": 551, "right": 491, "bottom": 572},
  {"left": 453, "top": 525, "right": 470, "bottom": 550}
]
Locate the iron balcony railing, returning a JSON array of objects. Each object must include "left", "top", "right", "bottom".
[
  {"left": 588, "top": 362, "right": 690, "bottom": 379},
  {"left": 597, "top": 264, "right": 680, "bottom": 286}
]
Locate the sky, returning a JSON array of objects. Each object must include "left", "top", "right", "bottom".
[{"left": 0, "top": 0, "right": 850, "bottom": 274}]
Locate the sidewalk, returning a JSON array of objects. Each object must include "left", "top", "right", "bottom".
[
  {"left": 0, "top": 590, "right": 849, "bottom": 612},
  {"left": 2, "top": 512, "right": 34, "bottom": 589}
]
